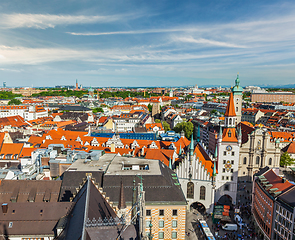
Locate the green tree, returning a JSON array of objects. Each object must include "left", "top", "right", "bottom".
[
  {"left": 92, "top": 107, "right": 104, "bottom": 113},
  {"left": 8, "top": 99, "right": 22, "bottom": 105},
  {"left": 155, "top": 119, "right": 161, "bottom": 123},
  {"left": 147, "top": 104, "right": 153, "bottom": 112},
  {"left": 280, "top": 152, "right": 295, "bottom": 168},
  {"left": 173, "top": 121, "right": 194, "bottom": 139},
  {"left": 162, "top": 121, "right": 171, "bottom": 132}
]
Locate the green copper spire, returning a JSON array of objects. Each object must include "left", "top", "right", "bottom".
[
  {"left": 169, "top": 158, "right": 172, "bottom": 169},
  {"left": 235, "top": 73, "right": 240, "bottom": 86},
  {"left": 213, "top": 159, "right": 216, "bottom": 177},
  {"left": 190, "top": 133, "right": 194, "bottom": 156},
  {"left": 238, "top": 125, "right": 242, "bottom": 137},
  {"left": 219, "top": 125, "right": 222, "bottom": 136},
  {"left": 178, "top": 143, "right": 182, "bottom": 156},
  {"left": 196, "top": 123, "right": 200, "bottom": 143},
  {"left": 214, "top": 145, "right": 218, "bottom": 158}
]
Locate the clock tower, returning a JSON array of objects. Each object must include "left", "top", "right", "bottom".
[{"left": 215, "top": 91, "right": 241, "bottom": 205}]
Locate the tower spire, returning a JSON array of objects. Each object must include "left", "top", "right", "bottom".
[
  {"left": 224, "top": 92, "right": 236, "bottom": 117},
  {"left": 189, "top": 133, "right": 194, "bottom": 156}
]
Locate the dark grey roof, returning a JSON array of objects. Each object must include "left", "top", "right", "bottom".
[
  {"left": 86, "top": 225, "right": 137, "bottom": 240},
  {"left": 61, "top": 178, "right": 121, "bottom": 240},
  {"left": 103, "top": 162, "right": 186, "bottom": 205},
  {"left": 277, "top": 187, "right": 295, "bottom": 208},
  {"left": 59, "top": 171, "right": 103, "bottom": 201},
  {"left": 0, "top": 202, "right": 72, "bottom": 236},
  {"left": 59, "top": 106, "right": 91, "bottom": 112},
  {"left": 0, "top": 180, "right": 62, "bottom": 202}
]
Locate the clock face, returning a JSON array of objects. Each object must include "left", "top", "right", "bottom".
[{"left": 226, "top": 145, "right": 232, "bottom": 151}]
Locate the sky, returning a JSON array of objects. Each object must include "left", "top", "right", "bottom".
[{"left": 0, "top": 0, "right": 295, "bottom": 87}]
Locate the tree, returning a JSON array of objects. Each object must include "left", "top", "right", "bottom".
[
  {"left": 92, "top": 107, "right": 104, "bottom": 113},
  {"left": 173, "top": 121, "right": 194, "bottom": 139},
  {"left": 8, "top": 99, "right": 21, "bottom": 105},
  {"left": 155, "top": 119, "right": 161, "bottom": 123},
  {"left": 147, "top": 104, "right": 153, "bottom": 112},
  {"left": 280, "top": 152, "right": 295, "bottom": 169},
  {"left": 162, "top": 121, "right": 171, "bottom": 132}
]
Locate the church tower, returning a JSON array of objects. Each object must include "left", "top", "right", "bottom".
[
  {"left": 215, "top": 92, "right": 241, "bottom": 205},
  {"left": 232, "top": 74, "right": 243, "bottom": 125}
]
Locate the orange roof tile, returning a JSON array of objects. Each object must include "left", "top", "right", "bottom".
[
  {"left": 222, "top": 128, "right": 238, "bottom": 142},
  {"left": 224, "top": 92, "right": 236, "bottom": 117}
]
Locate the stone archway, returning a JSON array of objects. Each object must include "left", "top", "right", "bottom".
[
  {"left": 190, "top": 201, "right": 206, "bottom": 214},
  {"left": 217, "top": 194, "right": 233, "bottom": 206}
]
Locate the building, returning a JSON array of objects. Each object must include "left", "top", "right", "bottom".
[
  {"left": 12, "top": 87, "right": 47, "bottom": 96},
  {"left": 0, "top": 105, "right": 48, "bottom": 121},
  {"left": 176, "top": 131, "right": 216, "bottom": 213},
  {"left": 252, "top": 168, "right": 295, "bottom": 240},
  {"left": 60, "top": 154, "right": 187, "bottom": 240},
  {"left": 251, "top": 92, "right": 295, "bottom": 103},
  {"left": 215, "top": 92, "right": 241, "bottom": 205},
  {"left": 239, "top": 124, "right": 281, "bottom": 181},
  {"left": 242, "top": 108, "right": 265, "bottom": 124}
]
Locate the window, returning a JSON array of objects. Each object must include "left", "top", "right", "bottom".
[
  {"left": 224, "top": 151, "right": 226, "bottom": 156},
  {"left": 223, "top": 168, "right": 225, "bottom": 173},
  {"left": 172, "top": 209, "right": 177, "bottom": 216},
  {"left": 159, "top": 209, "right": 164, "bottom": 216},
  {"left": 243, "top": 157, "right": 247, "bottom": 164},
  {"left": 231, "top": 169, "right": 233, "bottom": 173},
  {"left": 228, "top": 130, "right": 231, "bottom": 137},
  {"left": 231, "top": 160, "right": 234, "bottom": 165},
  {"left": 236, "top": 107, "right": 238, "bottom": 112},
  {"left": 224, "top": 184, "right": 230, "bottom": 191},
  {"left": 232, "top": 152, "right": 235, "bottom": 156},
  {"left": 172, "top": 232, "right": 177, "bottom": 239},
  {"left": 223, "top": 160, "right": 226, "bottom": 164},
  {"left": 231, "top": 176, "right": 233, "bottom": 181},
  {"left": 159, "top": 220, "right": 164, "bottom": 228},
  {"left": 200, "top": 186, "right": 206, "bottom": 200},
  {"left": 269, "top": 158, "right": 272, "bottom": 165},
  {"left": 226, "top": 176, "right": 229, "bottom": 180},
  {"left": 146, "top": 220, "right": 151, "bottom": 228},
  {"left": 159, "top": 232, "right": 164, "bottom": 239},
  {"left": 172, "top": 220, "right": 177, "bottom": 228},
  {"left": 229, "top": 118, "right": 232, "bottom": 125},
  {"left": 146, "top": 209, "right": 151, "bottom": 216},
  {"left": 256, "top": 156, "right": 260, "bottom": 165},
  {"left": 222, "top": 176, "right": 224, "bottom": 180},
  {"left": 187, "top": 182, "right": 194, "bottom": 199}
]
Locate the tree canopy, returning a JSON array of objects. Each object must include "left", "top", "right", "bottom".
[
  {"left": 0, "top": 91, "right": 22, "bottom": 99},
  {"left": 173, "top": 121, "right": 194, "bottom": 139},
  {"left": 280, "top": 152, "right": 295, "bottom": 168},
  {"left": 8, "top": 99, "right": 22, "bottom": 105}
]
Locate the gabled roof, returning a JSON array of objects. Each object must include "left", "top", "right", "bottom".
[
  {"left": 222, "top": 128, "right": 238, "bottom": 142},
  {"left": 194, "top": 143, "right": 215, "bottom": 177},
  {"left": 224, "top": 92, "right": 236, "bottom": 117},
  {"left": 62, "top": 177, "right": 127, "bottom": 240}
]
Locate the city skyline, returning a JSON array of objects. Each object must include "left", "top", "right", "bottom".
[{"left": 0, "top": 0, "right": 295, "bottom": 87}]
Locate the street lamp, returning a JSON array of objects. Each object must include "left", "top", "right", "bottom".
[{"left": 148, "top": 218, "right": 154, "bottom": 240}]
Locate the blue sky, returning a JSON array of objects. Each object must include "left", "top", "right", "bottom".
[{"left": 0, "top": 0, "right": 295, "bottom": 87}]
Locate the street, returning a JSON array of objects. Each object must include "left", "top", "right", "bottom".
[{"left": 185, "top": 181, "right": 262, "bottom": 240}]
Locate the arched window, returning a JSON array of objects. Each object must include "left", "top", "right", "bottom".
[
  {"left": 200, "top": 186, "right": 206, "bottom": 200},
  {"left": 256, "top": 156, "right": 260, "bottom": 165},
  {"left": 225, "top": 118, "right": 228, "bottom": 125},
  {"left": 243, "top": 157, "right": 247, "bottom": 165},
  {"left": 187, "top": 182, "right": 194, "bottom": 199},
  {"left": 229, "top": 118, "right": 232, "bottom": 125},
  {"left": 269, "top": 158, "right": 272, "bottom": 165}
]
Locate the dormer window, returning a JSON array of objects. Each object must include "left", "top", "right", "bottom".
[{"left": 228, "top": 130, "right": 232, "bottom": 137}]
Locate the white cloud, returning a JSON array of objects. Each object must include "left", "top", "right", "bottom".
[{"left": 0, "top": 13, "right": 128, "bottom": 29}]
